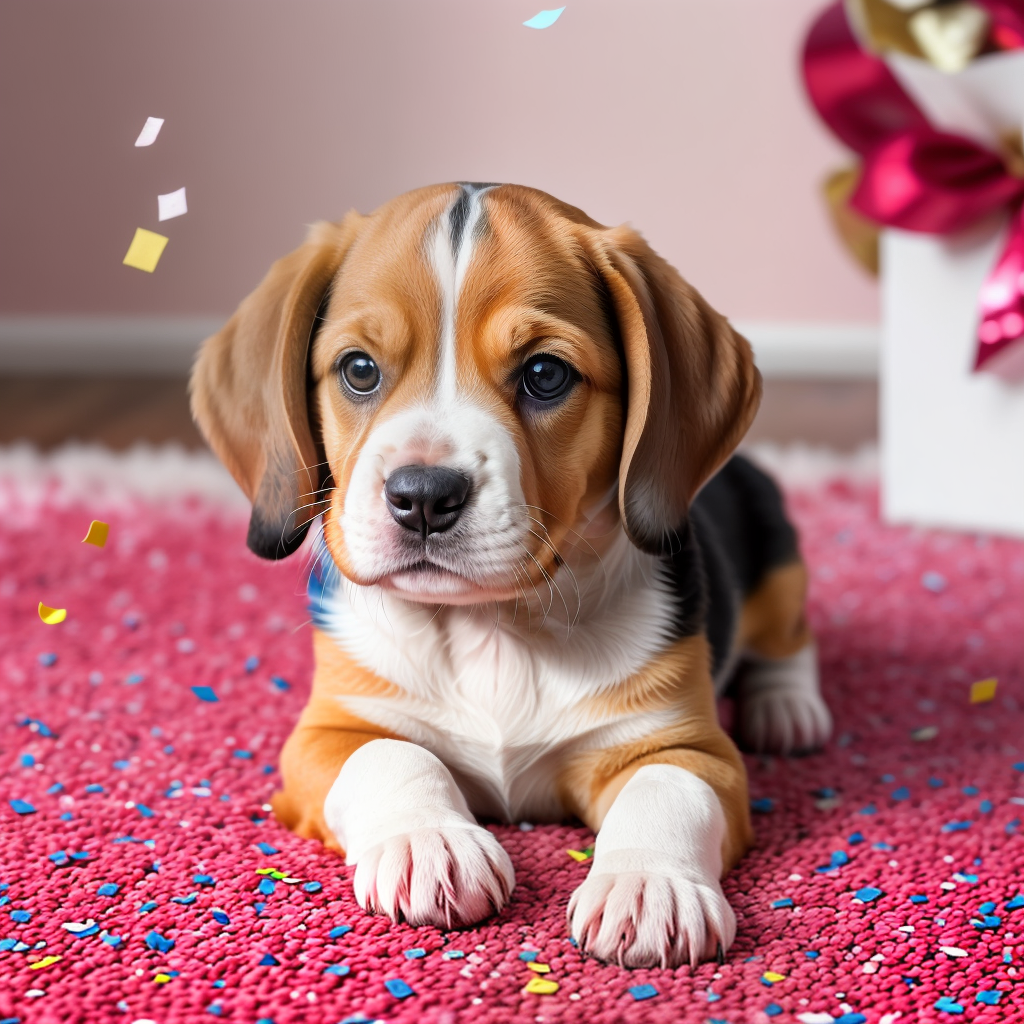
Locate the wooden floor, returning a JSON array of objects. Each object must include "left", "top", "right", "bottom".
[{"left": 0, "top": 376, "right": 878, "bottom": 452}]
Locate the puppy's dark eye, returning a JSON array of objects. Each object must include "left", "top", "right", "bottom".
[
  {"left": 520, "top": 355, "right": 574, "bottom": 403},
  {"left": 338, "top": 351, "right": 381, "bottom": 396}
]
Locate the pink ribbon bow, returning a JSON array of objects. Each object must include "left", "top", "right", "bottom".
[{"left": 803, "top": 2, "right": 1024, "bottom": 372}]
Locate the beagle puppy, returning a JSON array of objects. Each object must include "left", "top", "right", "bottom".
[{"left": 190, "top": 183, "right": 831, "bottom": 968}]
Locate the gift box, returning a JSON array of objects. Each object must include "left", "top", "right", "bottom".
[
  {"left": 881, "top": 50, "right": 1024, "bottom": 538},
  {"left": 804, "top": 1, "right": 1024, "bottom": 538}
]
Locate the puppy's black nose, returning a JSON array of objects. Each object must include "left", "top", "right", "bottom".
[{"left": 384, "top": 465, "right": 471, "bottom": 537}]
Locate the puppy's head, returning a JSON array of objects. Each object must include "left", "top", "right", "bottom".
[{"left": 191, "top": 184, "right": 760, "bottom": 604}]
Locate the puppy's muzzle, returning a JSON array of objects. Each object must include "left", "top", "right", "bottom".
[{"left": 384, "top": 465, "right": 472, "bottom": 539}]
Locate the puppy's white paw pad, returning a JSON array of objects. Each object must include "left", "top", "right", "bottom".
[
  {"left": 353, "top": 824, "right": 514, "bottom": 929},
  {"left": 568, "top": 866, "right": 736, "bottom": 968},
  {"left": 738, "top": 687, "right": 832, "bottom": 755}
]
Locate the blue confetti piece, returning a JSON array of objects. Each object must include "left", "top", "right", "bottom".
[
  {"left": 329, "top": 925, "right": 352, "bottom": 939},
  {"left": 261, "top": 765, "right": 274, "bottom": 775},
  {"left": 163, "top": 745, "right": 175, "bottom": 754},
  {"left": 212, "top": 980, "right": 226, "bottom": 989},
  {"left": 48, "top": 850, "right": 69, "bottom": 866},
  {"left": 942, "top": 820, "right": 972, "bottom": 833},
  {"left": 881, "top": 773, "right": 895, "bottom": 783},
  {"left": 138, "top": 901, "right": 158, "bottom": 914},
  {"left": 125, "top": 672, "right": 145, "bottom": 686},
  {"left": 835, "top": 1015, "right": 867, "bottom": 1024},
  {"left": 192, "top": 686, "right": 219, "bottom": 703},
  {"left": 384, "top": 978, "right": 414, "bottom": 999},
  {"left": 873, "top": 842, "right": 895, "bottom": 851},
  {"left": 270, "top": 676, "right": 290, "bottom": 691},
  {"left": 891, "top": 786, "right": 910, "bottom": 801},
  {"left": 980, "top": 901, "right": 996, "bottom": 913},
  {"left": 523, "top": 6, "right": 565, "bottom": 29},
  {"left": 102, "top": 934, "right": 123, "bottom": 948},
  {"left": 232, "top": 749, "right": 253, "bottom": 759},
  {"left": 442, "top": 949, "right": 465, "bottom": 959},
  {"left": 19, "top": 754, "right": 34, "bottom": 768},
  {"left": 206, "top": 1003, "right": 223, "bottom": 1017},
  {"left": 934, "top": 996, "right": 964, "bottom": 1014},
  {"left": 97, "top": 883, "right": 120, "bottom": 897},
  {"left": 212, "top": 910, "right": 230, "bottom": 924},
  {"left": 256, "top": 1019, "right": 275, "bottom": 1024},
  {"left": 258, "top": 878, "right": 276, "bottom": 896},
  {"left": 805, "top": 950, "right": 819, "bottom": 959},
  {"left": 973, "top": 915, "right": 1001, "bottom": 929},
  {"left": 10, "top": 910, "right": 32, "bottom": 923},
  {"left": 765, "top": 1005, "right": 783, "bottom": 1018},
  {"left": 976, "top": 991, "right": 1002, "bottom": 1005},
  {"left": 750, "top": 797, "right": 774, "bottom": 813},
  {"left": 171, "top": 894, "right": 198, "bottom": 906},
  {"left": 194, "top": 874, "right": 215, "bottom": 887},
  {"left": 403, "top": 948, "right": 426, "bottom": 959},
  {"left": 629, "top": 984, "right": 658, "bottom": 1001},
  {"left": 855, "top": 887, "right": 883, "bottom": 903},
  {"left": 909, "top": 894, "right": 929, "bottom": 904},
  {"left": 259, "top": 953, "right": 279, "bottom": 966},
  {"left": 980, "top": 800, "right": 994, "bottom": 813},
  {"left": 921, "top": 570, "right": 947, "bottom": 592},
  {"left": 325, "top": 964, "right": 351, "bottom": 977},
  {"left": 0, "top": 939, "right": 16, "bottom": 951},
  {"left": 46, "top": 783, "right": 63, "bottom": 795},
  {"left": 518, "top": 950, "right": 538, "bottom": 961},
  {"left": 137, "top": 804, "right": 155, "bottom": 819},
  {"left": 831, "top": 850, "right": 849, "bottom": 867},
  {"left": 38, "top": 652, "right": 57, "bottom": 667},
  {"left": 848, "top": 831, "right": 864, "bottom": 844},
  {"left": 85, "top": 784, "right": 104, "bottom": 794},
  {"left": 963, "top": 785, "right": 979, "bottom": 796},
  {"left": 256, "top": 842, "right": 278, "bottom": 855},
  {"left": 254, "top": 902, "right": 267, "bottom": 915},
  {"left": 1007, "top": 818, "right": 1020, "bottom": 834},
  {"left": 928, "top": 777, "right": 945, "bottom": 788},
  {"left": 59, "top": 812, "right": 73, "bottom": 821},
  {"left": 771, "top": 898, "right": 794, "bottom": 909},
  {"left": 145, "top": 930, "right": 175, "bottom": 953},
  {"left": 1014, "top": 762, "right": 1024, "bottom": 772},
  {"left": 244, "top": 656, "right": 260, "bottom": 673},
  {"left": 303, "top": 881, "right": 322, "bottom": 894},
  {"left": 10, "top": 800, "right": 35, "bottom": 815},
  {"left": 69, "top": 924, "right": 100, "bottom": 938},
  {"left": 1006, "top": 895, "right": 1024, "bottom": 910},
  {"left": 0, "top": 1015, "right": 20, "bottom": 1023},
  {"left": 859, "top": 804, "right": 877, "bottom": 815},
  {"left": 112, "top": 760, "right": 130, "bottom": 771},
  {"left": 954, "top": 873, "right": 978, "bottom": 884}
]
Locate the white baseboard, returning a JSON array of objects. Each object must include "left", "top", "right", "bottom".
[{"left": 0, "top": 316, "right": 880, "bottom": 378}]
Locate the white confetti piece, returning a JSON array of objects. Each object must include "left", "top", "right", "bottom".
[
  {"left": 940, "top": 945, "right": 969, "bottom": 958},
  {"left": 157, "top": 187, "right": 187, "bottom": 221},
  {"left": 134, "top": 116, "right": 164, "bottom": 147}
]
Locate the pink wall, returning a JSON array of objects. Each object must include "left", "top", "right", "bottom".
[{"left": 0, "top": 0, "right": 877, "bottom": 324}]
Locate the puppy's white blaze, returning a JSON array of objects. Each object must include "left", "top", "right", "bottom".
[{"left": 427, "top": 186, "right": 491, "bottom": 406}]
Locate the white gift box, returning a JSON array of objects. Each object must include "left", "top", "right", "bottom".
[{"left": 879, "top": 51, "right": 1024, "bottom": 539}]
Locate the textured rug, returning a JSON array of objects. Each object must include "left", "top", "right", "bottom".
[{"left": 0, "top": 444, "right": 1022, "bottom": 1024}]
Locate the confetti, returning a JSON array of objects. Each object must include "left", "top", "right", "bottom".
[
  {"left": 566, "top": 849, "right": 590, "bottom": 862},
  {"left": 134, "top": 116, "right": 164, "bottom": 147},
  {"left": 442, "top": 949, "right": 465, "bottom": 959},
  {"left": 970, "top": 678, "right": 998, "bottom": 703},
  {"left": 855, "top": 887, "right": 883, "bottom": 902},
  {"left": 762, "top": 971, "right": 786, "bottom": 984},
  {"left": 940, "top": 946, "right": 969, "bottom": 958},
  {"left": 258, "top": 954, "right": 279, "bottom": 966},
  {"left": 921, "top": 571, "right": 947, "bottom": 592},
  {"left": 270, "top": 676, "right": 290, "bottom": 691},
  {"left": 37, "top": 603, "right": 66, "bottom": 625},
  {"left": 192, "top": 686, "right": 219, "bottom": 703},
  {"left": 523, "top": 977, "right": 559, "bottom": 995},
  {"left": 523, "top": 7, "right": 565, "bottom": 29},
  {"left": 527, "top": 962, "right": 551, "bottom": 974},
  {"left": 403, "top": 948, "right": 426, "bottom": 960},
  {"left": 303, "top": 881, "right": 322, "bottom": 893},
  {"left": 28, "top": 956, "right": 61, "bottom": 970},
  {"left": 384, "top": 979, "right": 414, "bottom": 999},
  {"left": 771, "top": 898, "right": 794, "bottom": 909},
  {"left": 1006, "top": 895, "right": 1024, "bottom": 910},
  {"left": 256, "top": 842, "right": 278, "bottom": 855},
  {"left": 97, "top": 883, "right": 120, "bottom": 897},
  {"left": 942, "top": 820, "right": 972, "bottom": 833},
  {"left": 518, "top": 950, "right": 538, "bottom": 961},
  {"left": 9, "top": 800, "right": 36, "bottom": 815},
  {"left": 10, "top": 910, "right": 32, "bottom": 923},
  {"left": 82, "top": 520, "right": 110, "bottom": 547},
  {"left": 934, "top": 996, "right": 964, "bottom": 1013},
  {"left": 157, "top": 187, "right": 187, "bottom": 222},
  {"left": 751, "top": 797, "right": 774, "bottom": 813},
  {"left": 629, "top": 984, "right": 658, "bottom": 1001},
  {"left": 325, "top": 964, "right": 350, "bottom": 977},
  {"left": 123, "top": 228, "right": 169, "bottom": 273},
  {"left": 976, "top": 991, "right": 1002, "bottom": 1005},
  {"left": 145, "top": 930, "right": 175, "bottom": 953}
]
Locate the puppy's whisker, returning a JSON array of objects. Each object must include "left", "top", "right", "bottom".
[{"left": 524, "top": 528, "right": 581, "bottom": 637}]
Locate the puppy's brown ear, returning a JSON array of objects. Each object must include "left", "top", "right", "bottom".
[
  {"left": 190, "top": 214, "right": 363, "bottom": 559},
  {"left": 581, "top": 225, "right": 762, "bottom": 554}
]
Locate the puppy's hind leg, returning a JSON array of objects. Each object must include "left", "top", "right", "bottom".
[{"left": 734, "top": 561, "right": 832, "bottom": 755}]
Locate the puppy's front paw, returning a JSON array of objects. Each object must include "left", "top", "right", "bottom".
[
  {"left": 568, "top": 852, "right": 736, "bottom": 968},
  {"left": 738, "top": 686, "right": 832, "bottom": 755},
  {"left": 352, "top": 824, "right": 514, "bottom": 929}
]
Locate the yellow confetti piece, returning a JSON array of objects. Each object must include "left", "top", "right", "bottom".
[
  {"left": 154, "top": 973, "right": 172, "bottom": 984},
  {"left": 29, "top": 955, "right": 62, "bottom": 970},
  {"left": 38, "top": 602, "right": 67, "bottom": 625},
  {"left": 527, "top": 962, "right": 551, "bottom": 974},
  {"left": 566, "top": 849, "right": 589, "bottom": 862},
  {"left": 970, "top": 678, "right": 998, "bottom": 704},
  {"left": 523, "top": 977, "right": 559, "bottom": 995},
  {"left": 123, "top": 228, "right": 169, "bottom": 273},
  {"left": 763, "top": 971, "right": 786, "bottom": 982},
  {"left": 82, "top": 520, "right": 110, "bottom": 547}
]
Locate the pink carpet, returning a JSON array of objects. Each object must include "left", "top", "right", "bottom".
[{"left": 1, "top": 453, "right": 1023, "bottom": 1024}]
